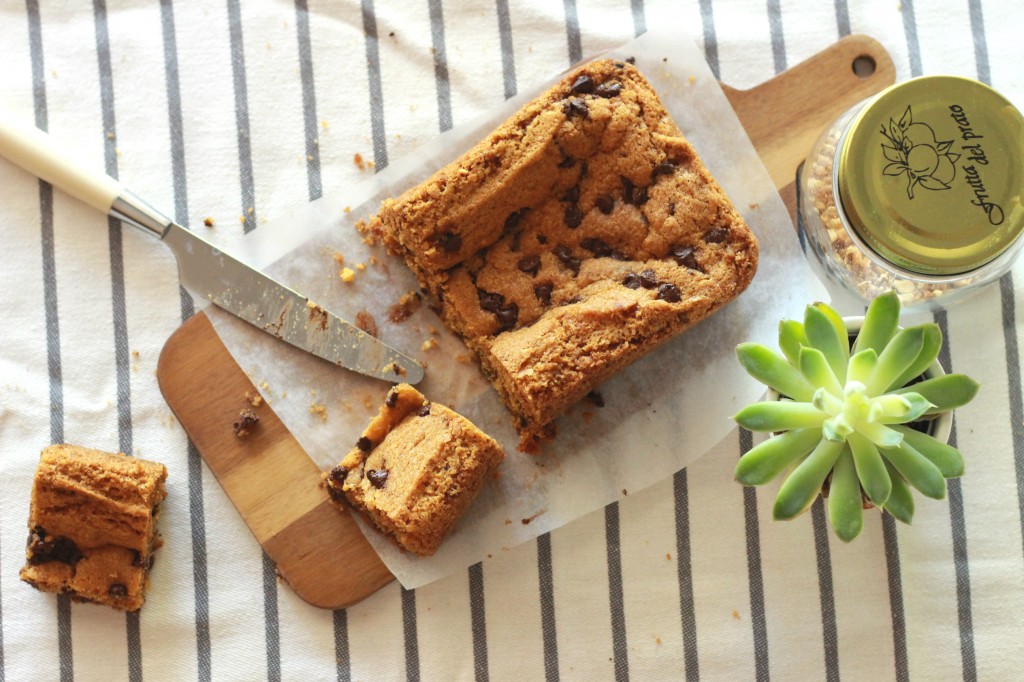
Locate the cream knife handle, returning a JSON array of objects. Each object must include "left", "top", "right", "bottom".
[
  {"left": 0, "top": 114, "right": 171, "bottom": 237},
  {"left": 0, "top": 114, "right": 121, "bottom": 214}
]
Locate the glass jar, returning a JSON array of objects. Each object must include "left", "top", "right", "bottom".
[{"left": 799, "top": 75, "right": 1024, "bottom": 309}]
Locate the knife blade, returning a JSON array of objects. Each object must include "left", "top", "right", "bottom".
[{"left": 0, "top": 115, "right": 424, "bottom": 385}]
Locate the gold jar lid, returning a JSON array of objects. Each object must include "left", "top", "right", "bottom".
[{"left": 837, "top": 75, "right": 1024, "bottom": 275}]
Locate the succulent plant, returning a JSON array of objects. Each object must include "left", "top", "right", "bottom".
[{"left": 733, "top": 291, "right": 979, "bottom": 541}]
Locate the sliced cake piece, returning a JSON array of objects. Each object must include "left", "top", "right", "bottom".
[
  {"left": 20, "top": 444, "right": 168, "bottom": 612},
  {"left": 372, "top": 58, "right": 759, "bottom": 449},
  {"left": 323, "top": 384, "right": 505, "bottom": 556}
]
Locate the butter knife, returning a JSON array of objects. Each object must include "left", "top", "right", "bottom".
[{"left": 0, "top": 115, "right": 424, "bottom": 385}]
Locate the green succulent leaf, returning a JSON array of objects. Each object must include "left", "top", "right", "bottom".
[
  {"left": 871, "top": 392, "right": 934, "bottom": 424},
  {"left": 882, "top": 460, "right": 915, "bottom": 524},
  {"left": 847, "top": 349, "right": 878, "bottom": 385},
  {"left": 734, "top": 401, "right": 827, "bottom": 432},
  {"left": 894, "top": 426, "right": 965, "bottom": 477},
  {"left": 852, "top": 290, "right": 900, "bottom": 355},
  {"left": 828, "top": 446, "right": 864, "bottom": 542},
  {"left": 813, "top": 302, "right": 850, "bottom": 358},
  {"left": 799, "top": 347, "right": 843, "bottom": 397},
  {"left": 880, "top": 439, "right": 947, "bottom": 500},
  {"left": 735, "top": 343, "right": 816, "bottom": 402},
  {"left": 890, "top": 324, "right": 942, "bottom": 390},
  {"left": 778, "top": 320, "right": 808, "bottom": 367},
  {"left": 893, "top": 374, "right": 980, "bottom": 414},
  {"left": 822, "top": 415, "right": 854, "bottom": 442},
  {"left": 735, "top": 428, "right": 823, "bottom": 485},
  {"left": 857, "top": 420, "right": 904, "bottom": 448},
  {"left": 774, "top": 439, "right": 845, "bottom": 520},
  {"left": 805, "top": 304, "right": 848, "bottom": 384},
  {"left": 866, "top": 326, "right": 925, "bottom": 396},
  {"left": 848, "top": 432, "right": 891, "bottom": 507}
]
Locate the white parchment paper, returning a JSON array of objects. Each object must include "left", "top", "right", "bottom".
[{"left": 205, "top": 29, "right": 827, "bottom": 588}]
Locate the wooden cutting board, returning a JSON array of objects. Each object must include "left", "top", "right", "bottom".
[{"left": 157, "top": 35, "right": 895, "bottom": 610}]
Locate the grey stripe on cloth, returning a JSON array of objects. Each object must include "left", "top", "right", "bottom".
[
  {"left": 262, "top": 553, "right": 281, "bottom": 681},
  {"left": 362, "top": 0, "right": 388, "bottom": 170},
  {"left": 936, "top": 314, "right": 977, "bottom": 682},
  {"left": 333, "top": 609, "right": 350, "bottom": 682},
  {"left": 1000, "top": 276, "right": 1024, "bottom": 566},
  {"left": 901, "top": 0, "right": 923, "bottom": 77},
  {"left": 967, "top": 0, "right": 990, "bottom": 85},
  {"left": 834, "top": 0, "right": 850, "bottom": 37},
  {"left": 631, "top": 0, "right": 645, "bottom": 36},
  {"left": 698, "top": 0, "right": 720, "bottom": 82},
  {"left": 226, "top": 0, "right": 257, "bottom": 233},
  {"left": 537, "top": 533, "right": 559, "bottom": 682},
  {"left": 295, "top": 0, "right": 322, "bottom": 201},
  {"left": 401, "top": 587, "right": 420, "bottom": 682},
  {"left": 26, "top": 5, "right": 72, "bottom": 676},
  {"left": 604, "top": 504, "right": 628, "bottom": 682},
  {"left": 468, "top": 563, "right": 489, "bottom": 682},
  {"left": 810, "top": 499, "right": 839, "bottom": 682},
  {"left": 92, "top": 0, "right": 144, "bottom": 678},
  {"left": 158, "top": 2, "right": 213, "bottom": 675},
  {"left": 881, "top": 515, "right": 909, "bottom": 681},
  {"left": 766, "top": 0, "right": 786, "bottom": 73},
  {"left": 673, "top": 469, "right": 698, "bottom": 681},
  {"left": 428, "top": 0, "right": 452, "bottom": 132},
  {"left": 494, "top": 0, "right": 516, "bottom": 99},
  {"left": 563, "top": 0, "right": 582, "bottom": 65},
  {"left": 739, "top": 430, "right": 769, "bottom": 682}
]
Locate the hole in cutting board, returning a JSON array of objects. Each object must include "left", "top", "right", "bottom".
[{"left": 852, "top": 55, "right": 876, "bottom": 78}]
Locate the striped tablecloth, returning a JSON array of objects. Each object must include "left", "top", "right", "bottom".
[{"left": 0, "top": 1, "right": 1019, "bottom": 680}]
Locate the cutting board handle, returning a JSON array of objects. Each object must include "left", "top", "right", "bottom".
[{"left": 723, "top": 34, "right": 896, "bottom": 207}]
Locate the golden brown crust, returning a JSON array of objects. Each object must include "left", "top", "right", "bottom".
[
  {"left": 323, "top": 384, "right": 505, "bottom": 556},
  {"left": 20, "top": 444, "right": 167, "bottom": 612},
  {"left": 377, "top": 59, "right": 759, "bottom": 449}
]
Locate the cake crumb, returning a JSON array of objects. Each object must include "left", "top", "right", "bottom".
[
  {"left": 340, "top": 268, "right": 356, "bottom": 283},
  {"left": 307, "top": 300, "right": 330, "bottom": 330},
  {"left": 203, "top": 217, "right": 215, "bottom": 228},
  {"left": 732, "top": 610, "right": 741, "bottom": 620},
  {"left": 309, "top": 402, "right": 328, "bottom": 421},
  {"left": 666, "top": 552, "right": 672, "bottom": 560},
  {"left": 332, "top": 252, "right": 345, "bottom": 266},
  {"left": 353, "top": 153, "right": 366, "bottom": 170},
  {"left": 688, "top": 75, "right": 696, "bottom": 84},
  {"left": 246, "top": 391, "right": 264, "bottom": 408},
  {"left": 455, "top": 353, "right": 472, "bottom": 364},
  {"left": 521, "top": 509, "right": 546, "bottom": 525},
  {"left": 343, "top": 206, "right": 351, "bottom": 214},
  {"left": 383, "top": 361, "right": 407, "bottom": 377},
  {"left": 655, "top": 636, "right": 662, "bottom": 645},
  {"left": 421, "top": 338, "right": 437, "bottom": 352},
  {"left": 388, "top": 291, "right": 422, "bottom": 323},
  {"left": 355, "top": 311, "right": 378, "bottom": 337},
  {"left": 234, "top": 409, "right": 260, "bottom": 437},
  {"left": 131, "top": 350, "right": 140, "bottom": 359},
  {"left": 321, "top": 119, "right": 329, "bottom": 129},
  {"left": 355, "top": 262, "right": 366, "bottom": 271}
]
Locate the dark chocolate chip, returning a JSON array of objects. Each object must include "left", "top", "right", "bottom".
[
  {"left": 657, "top": 283, "right": 683, "bottom": 303},
  {"left": 504, "top": 209, "right": 526, "bottom": 233},
  {"left": 385, "top": 389, "right": 399, "bottom": 408},
  {"left": 614, "top": 61, "right": 625, "bottom": 68},
  {"left": 611, "top": 251, "right": 628, "bottom": 261},
  {"left": 517, "top": 255, "right": 541, "bottom": 276},
  {"left": 668, "top": 201, "right": 676, "bottom": 216},
  {"left": 585, "top": 391, "right": 605, "bottom": 408},
  {"left": 553, "top": 245, "right": 581, "bottom": 274},
  {"left": 132, "top": 550, "right": 144, "bottom": 567},
  {"left": 562, "top": 185, "right": 580, "bottom": 203},
  {"left": 652, "top": 162, "right": 676, "bottom": 177},
  {"left": 594, "top": 82, "right": 622, "bottom": 98},
  {"left": 534, "top": 283, "right": 553, "bottom": 306},
  {"left": 621, "top": 176, "right": 635, "bottom": 204},
  {"left": 478, "top": 289, "right": 506, "bottom": 313},
  {"left": 495, "top": 303, "right": 519, "bottom": 331},
  {"left": 570, "top": 75, "right": 594, "bottom": 94},
  {"left": 639, "top": 269, "right": 659, "bottom": 289},
  {"left": 329, "top": 466, "right": 349, "bottom": 486},
  {"left": 625, "top": 56, "right": 636, "bottom": 64},
  {"left": 705, "top": 227, "right": 729, "bottom": 243},
  {"left": 367, "top": 469, "right": 388, "bottom": 489},
  {"left": 579, "top": 161, "right": 589, "bottom": 179},
  {"left": 109, "top": 583, "right": 128, "bottom": 599},
  {"left": 233, "top": 409, "right": 259, "bottom": 437},
  {"left": 595, "top": 195, "right": 615, "bottom": 214},
  {"left": 417, "top": 403, "right": 431, "bottom": 417},
  {"left": 438, "top": 231, "right": 462, "bottom": 252},
  {"left": 580, "top": 238, "right": 612, "bottom": 257},
  {"left": 622, "top": 273, "right": 642, "bottom": 289},
  {"left": 536, "top": 234, "right": 548, "bottom": 244},
  {"left": 27, "top": 530, "right": 83, "bottom": 566},
  {"left": 326, "top": 483, "right": 346, "bottom": 502},
  {"left": 564, "top": 204, "right": 583, "bottom": 228},
  {"left": 672, "top": 246, "right": 700, "bottom": 270},
  {"left": 356, "top": 436, "right": 373, "bottom": 452},
  {"left": 563, "top": 98, "right": 589, "bottom": 118},
  {"left": 633, "top": 186, "right": 649, "bottom": 205},
  {"left": 558, "top": 156, "right": 576, "bottom": 168}
]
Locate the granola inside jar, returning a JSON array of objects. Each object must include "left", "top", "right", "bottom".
[{"left": 799, "top": 76, "right": 1024, "bottom": 309}]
